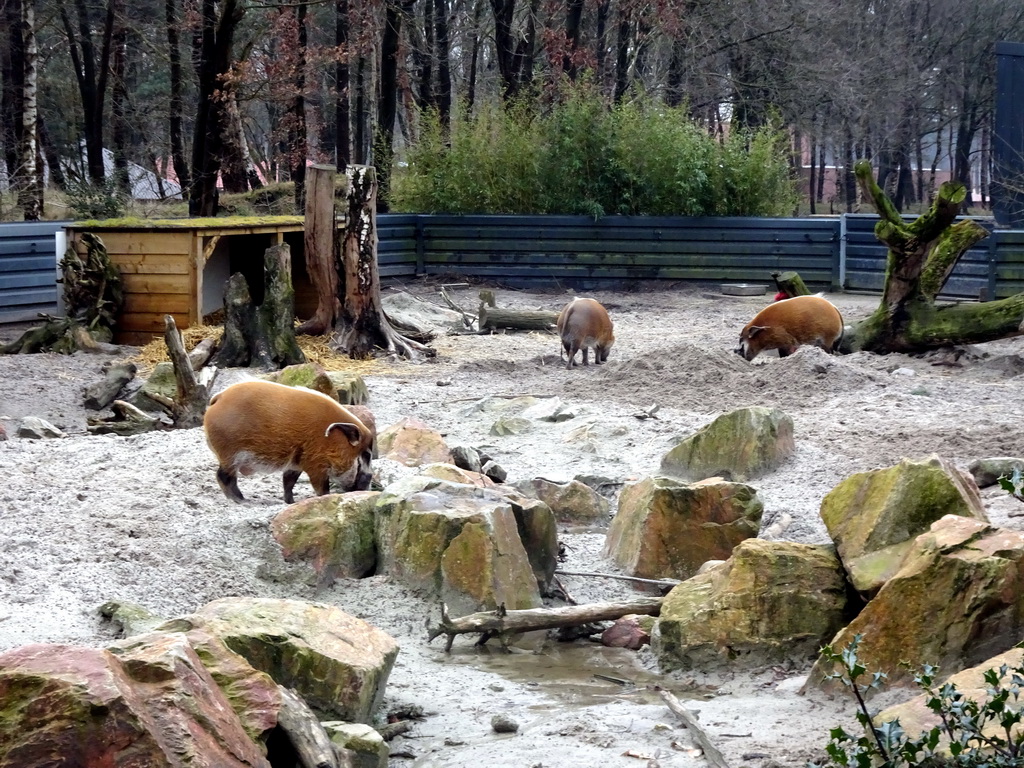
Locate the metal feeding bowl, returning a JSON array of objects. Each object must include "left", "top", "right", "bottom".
[{"left": 719, "top": 283, "right": 768, "bottom": 296}]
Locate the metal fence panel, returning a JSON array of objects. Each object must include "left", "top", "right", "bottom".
[
  {"left": 0, "top": 221, "right": 66, "bottom": 323},
  {"left": 419, "top": 215, "right": 838, "bottom": 290},
  {"left": 377, "top": 214, "right": 419, "bottom": 278}
]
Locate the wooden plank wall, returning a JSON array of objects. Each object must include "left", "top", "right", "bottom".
[
  {"left": 0, "top": 221, "right": 69, "bottom": 323},
  {"left": 415, "top": 215, "right": 839, "bottom": 290},
  {"left": 91, "top": 230, "right": 194, "bottom": 344}
]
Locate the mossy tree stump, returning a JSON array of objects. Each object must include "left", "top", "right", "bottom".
[
  {"left": 209, "top": 243, "right": 305, "bottom": 369},
  {"left": 842, "top": 160, "right": 1024, "bottom": 353}
]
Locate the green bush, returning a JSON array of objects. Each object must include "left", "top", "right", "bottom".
[
  {"left": 812, "top": 635, "right": 1024, "bottom": 768},
  {"left": 390, "top": 85, "right": 799, "bottom": 217},
  {"left": 65, "top": 177, "right": 128, "bottom": 219}
]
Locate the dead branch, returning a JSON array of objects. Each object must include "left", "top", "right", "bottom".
[
  {"left": 427, "top": 597, "right": 664, "bottom": 652},
  {"left": 660, "top": 689, "right": 732, "bottom": 768},
  {"left": 555, "top": 570, "right": 681, "bottom": 591}
]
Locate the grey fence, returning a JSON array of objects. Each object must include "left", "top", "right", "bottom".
[
  {"left": 417, "top": 215, "right": 839, "bottom": 290},
  {"left": 5, "top": 214, "right": 1024, "bottom": 324},
  {"left": 0, "top": 221, "right": 68, "bottom": 323}
]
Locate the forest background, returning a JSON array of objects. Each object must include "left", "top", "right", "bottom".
[{"left": 2, "top": 0, "right": 1024, "bottom": 222}]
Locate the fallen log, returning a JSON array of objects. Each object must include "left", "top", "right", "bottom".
[
  {"left": 427, "top": 597, "right": 664, "bottom": 652},
  {"left": 660, "top": 689, "right": 731, "bottom": 768},
  {"left": 87, "top": 400, "right": 170, "bottom": 436},
  {"left": 83, "top": 362, "right": 137, "bottom": 411},
  {"left": 478, "top": 306, "right": 558, "bottom": 333},
  {"left": 276, "top": 686, "right": 352, "bottom": 768}
]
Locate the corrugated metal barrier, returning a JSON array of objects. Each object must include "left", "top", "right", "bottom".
[{"left": 5, "top": 214, "right": 1024, "bottom": 325}]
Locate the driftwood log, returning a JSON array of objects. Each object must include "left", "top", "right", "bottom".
[
  {"left": 478, "top": 306, "right": 559, "bottom": 333},
  {"left": 660, "top": 689, "right": 732, "bottom": 768},
  {"left": 275, "top": 686, "right": 354, "bottom": 768},
  {"left": 427, "top": 597, "right": 665, "bottom": 652},
  {"left": 164, "top": 315, "right": 212, "bottom": 428},
  {"left": 770, "top": 271, "right": 810, "bottom": 298},
  {"left": 87, "top": 400, "right": 170, "bottom": 436},
  {"left": 83, "top": 362, "right": 138, "bottom": 411}
]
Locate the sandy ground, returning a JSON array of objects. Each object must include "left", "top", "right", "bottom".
[{"left": 3, "top": 280, "right": 1024, "bottom": 767}]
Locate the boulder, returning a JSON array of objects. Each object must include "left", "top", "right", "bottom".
[
  {"left": 374, "top": 476, "right": 552, "bottom": 614},
  {"left": 968, "top": 456, "right": 1024, "bottom": 488},
  {"left": 490, "top": 416, "right": 532, "bottom": 436},
  {"left": 171, "top": 597, "right": 399, "bottom": 723},
  {"left": 807, "top": 515, "right": 1024, "bottom": 689},
  {"left": 654, "top": 539, "right": 849, "bottom": 671},
  {"left": 604, "top": 476, "right": 763, "bottom": 580},
  {"left": 481, "top": 459, "right": 508, "bottom": 483},
  {"left": 820, "top": 455, "right": 988, "bottom": 596},
  {"left": 378, "top": 417, "right": 451, "bottom": 467},
  {"left": 660, "top": 406, "right": 794, "bottom": 481},
  {"left": 323, "top": 721, "right": 389, "bottom": 768},
  {"left": 16, "top": 416, "right": 66, "bottom": 439},
  {"left": 270, "top": 491, "right": 380, "bottom": 582},
  {"left": 0, "top": 423, "right": 6, "bottom": 441},
  {"left": 325, "top": 372, "right": 370, "bottom": 405},
  {"left": 116, "top": 628, "right": 282, "bottom": 743},
  {"left": 505, "top": 493, "right": 559, "bottom": 595},
  {"left": 873, "top": 647, "right": 1024, "bottom": 753},
  {"left": 521, "top": 397, "right": 577, "bottom": 422},
  {"left": 99, "top": 599, "right": 167, "bottom": 637},
  {"left": 601, "top": 615, "right": 653, "bottom": 650},
  {"left": 449, "top": 446, "right": 483, "bottom": 473},
  {"left": 516, "top": 477, "right": 611, "bottom": 524},
  {"left": 132, "top": 360, "right": 177, "bottom": 411},
  {"left": 266, "top": 362, "right": 334, "bottom": 396},
  {"left": 0, "top": 637, "right": 271, "bottom": 768},
  {"left": 419, "top": 462, "right": 498, "bottom": 488}
]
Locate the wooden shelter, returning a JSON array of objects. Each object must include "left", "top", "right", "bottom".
[{"left": 64, "top": 217, "right": 317, "bottom": 345}]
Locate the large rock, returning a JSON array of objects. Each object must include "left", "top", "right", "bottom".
[
  {"left": 326, "top": 372, "right": 370, "bottom": 405},
  {"left": 419, "top": 462, "right": 498, "bottom": 488},
  {"left": 267, "top": 362, "right": 335, "bottom": 396},
  {"left": 820, "top": 455, "right": 988, "bottom": 596},
  {"left": 378, "top": 417, "right": 451, "bottom": 467},
  {"left": 660, "top": 406, "right": 794, "bottom": 481},
  {"left": 0, "top": 636, "right": 272, "bottom": 768},
  {"left": 968, "top": 456, "right": 1024, "bottom": 488},
  {"left": 169, "top": 597, "right": 398, "bottom": 723},
  {"left": 270, "top": 491, "right": 380, "bottom": 583},
  {"left": 516, "top": 477, "right": 611, "bottom": 525},
  {"left": 874, "top": 647, "right": 1024, "bottom": 753},
  {"left": 807, "top": 515, "right": 1024, "bottom": 689},
  {"left": 374, "top": 476, "right": 555, "bottom": 614},
  {"left": 132, "top": 360, "right": 177, "bottom": 411},
  {"left": 654, "top": 539, "right": 849, "bottom": 670},
  {"left": 604, "top": 476, "right": 763, "bottom": 580}
]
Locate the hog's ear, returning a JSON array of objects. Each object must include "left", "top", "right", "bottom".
[
  {"left": 326, "top": 422, "right": 362, "bottom": 446},
  {"left": 747, "top": 325, "right": 768, "bottom": 338}
]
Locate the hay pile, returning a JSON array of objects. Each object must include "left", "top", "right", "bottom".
[{"left": 131, "top": 326, "right": 395, "bottom": 377}]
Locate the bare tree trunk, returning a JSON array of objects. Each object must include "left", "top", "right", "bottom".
[
  {"left": 296, "top": 164, "right": 342, "bottom": 335},
  {"left": 165, "top": 0, "right": 190, "bottom": 198},
  {"left": 613, "top": 4, "right": 629, "bottom": 104},
  {"left": 17, "top": 0, "right": 41, "bottom": 221},
  {"left": 333, "top": 166, "right": 433, "bottom": 360},
  {"left": 465, "top": 0, "right": 483, "bottom": 114},
  {"left": 843, "top": 160, "right": 1023, "bottom": 354},
  {"left": 291, "top": 0, "right": 308, "bottom": 213},
  {"left": 354, "top": 55, "right": 367, "bottom": 164},
  {"left": 110, "top": 22, "right": 129, "bottom": 194},
  {"left": 434, "top": 0, "right": 452, "bottom": 133},
  {"left": 335, "top": 0, "right": 351, "bottom": 167},
  {"left": 808, "top": 135, "right": 817, "bottom": 215},
  {"left": 376, "top": 0, "right": 414, "bottom": 213},
  {"left": 563, "top": 0, "right": 585, "bottom": 80},
  {"left": 2, "top": 0, "right": 25, "bottom": 181}
]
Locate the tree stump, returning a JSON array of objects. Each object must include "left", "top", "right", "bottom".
[
  {"left": 209, "top": 244, "right": 306, "bottom": 370},
  {"left": 770, "top": 271, "right": 810, "bottom": 298},
  {"left": 296, "top": 163, "right": 343, "bottom": 336},
  {"left": 164, "top": 315, "right": 212, "bottom": 428},
  {"left": 843, "top": 160, "right": 1024, "bottom": 353},
  {"left": 333, "top": 165, "right": 434, "bottom": 360}
]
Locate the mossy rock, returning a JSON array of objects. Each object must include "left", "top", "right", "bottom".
[
  {"left": 654, "top": 539, "right": 848, "bottom": 671},
  {"left": 660, "top": 406, "right": 794, "bottom": 481}
]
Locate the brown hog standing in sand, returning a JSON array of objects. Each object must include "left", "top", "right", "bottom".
[
  {"left": 557, "top": 297, "right": 615, "bottom": 370},
  {"left": 203, "top": 380, "right": 375, "bottom": 503},
  {"left": 736, "top": 295, "right": 844, "bottom": 361}
]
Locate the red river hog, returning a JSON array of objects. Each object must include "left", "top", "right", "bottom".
[
  {"left": 203, "top": 380, "right": 375, "bottom": 503},
  {"left": 736, "top": 294, "right": 844, "bottom": 361},
  {"left": 557, "top": 297, "right": 615, "bottom": 370}
]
